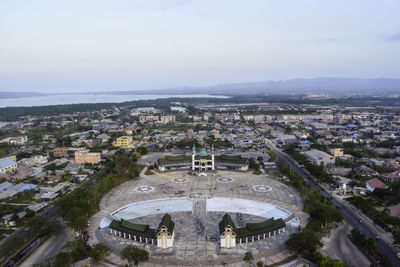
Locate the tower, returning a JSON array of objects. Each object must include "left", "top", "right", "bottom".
[
  {"left": 192, "top": 144, "right": 196, "bottom": 170},
  {"left": 211, "top": 144, "right": 215, "bottom": 170}
]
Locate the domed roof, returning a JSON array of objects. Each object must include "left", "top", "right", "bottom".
[{"left": 199, "top": 150, "right": 208, "bottom": 157}]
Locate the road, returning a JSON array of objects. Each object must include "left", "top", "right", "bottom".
[
  {"left": 19, "top": 226, "right": 74, "bottom": 267},
  {"left": 267, "top": 142, "right": 400, "bottom": 265},
  {"left": 321, "top": 222, "right": 371, "bottom": 266}
]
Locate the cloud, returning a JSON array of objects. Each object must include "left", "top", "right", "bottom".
[
  {"left": 312, "top": 38, "right": 341, "bottom": 43},
  {"left": 298, "top": 38, "right": 342, "bottom": 45},
  {"left": 385, "top": 34, "right": 400, "bottom": 41},
  {"left": 154, "top": 0, "right": 195, "bottom": 11}
]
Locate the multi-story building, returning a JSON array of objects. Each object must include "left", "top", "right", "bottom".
[
  {"left": 53, "top": 147, "right": 70, "bottom": 158},
  {"left": 139, "top": 115, "right": 159, "bottom": 123},
  {"left": 74, "top": 150, "right": 101, "bottom": 165},
  {"left": 114, "top": 136, "right": 133, "bottom": 149},
  {"left": 160, "top": 116, "right": 176, "bottom": 123}
]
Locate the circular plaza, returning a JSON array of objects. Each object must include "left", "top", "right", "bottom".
[{"left": 88, "top": 170, "right": 308, "bottom": 265}]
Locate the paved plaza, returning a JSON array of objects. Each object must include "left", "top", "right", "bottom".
[{"left": 88, "top": 170, "right": 308, "bottom": 266}]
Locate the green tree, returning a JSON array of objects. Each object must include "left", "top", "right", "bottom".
[
  {"left": 122, "top": 245, "right": 149, "bottom": 266},
  {"left": 243, "top": 251, "right": 254, "bottom": 265},
  {"left": 53, "top": 252, "right": 74, "bottom": 267},
  {"left": 256, "top": 260, "right": 264, "bottom": 267},
  {"left": 90, "top": 243, "right": 111, "bottom": 262},
  {"left": 286, "top": 228, "right": 322, "bottom": 256}
]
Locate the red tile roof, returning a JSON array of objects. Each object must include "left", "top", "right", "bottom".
[{"left": 366, "top": 178, "right": 388, "bottom": 190}]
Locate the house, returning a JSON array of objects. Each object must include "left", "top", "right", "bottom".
[
  {"left": 382, "top": 171, "right": 400, "bottom": 183},
  {"left": 330, "top": 148, "right": 344, "bottom": 158},
  {"left": 354, "top": 165, "right": 378, "bottom": 177},
  {"left": 366, "top": 178, "right": 388, "bottom": 192},
  {"left": 327, "top": 167, "right": 351, "bottom": 176},
  {"left": 0, "top": 158, "right": 18, "bottom": 175}
]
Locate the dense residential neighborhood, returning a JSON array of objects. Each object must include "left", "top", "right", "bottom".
[{"left": 0, "top": 97, "right": 399, "bottom": 267}]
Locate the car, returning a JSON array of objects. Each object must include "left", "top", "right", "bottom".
[{"left": 396, "top": 252, "right": 400, "bottom": 259}]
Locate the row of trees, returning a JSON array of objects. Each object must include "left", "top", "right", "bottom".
[
  {"left": 349, "top": 229, "right": 393, "bottom": 267},
  {"left": 0, "top": 216, "right": 61, "bottom": 263},
  {"left": 35, "top": 240, "right": 111, "bottom": 267},
  {"left": 56, "top": 152, "right": 144, "bottom": 230},
  {"left": 283, "top": 144, "right": 333, "bottom": 183},
  {"left": 347, "top": 196, "right": 400, "bottom": 243},
  {"left": 273, "top": 151, "right": 345, "bottom": 266}
]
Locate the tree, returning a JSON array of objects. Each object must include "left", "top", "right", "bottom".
[
  {"left": 256, "top": 260, "right": 264, "bottom": 267},
  {"left": 53, "top": 252, "right": 74, "bottom": 267},
  {"left": 243, "top": 252, "right": 254, "bottom": 265},
  {"left": 90, "top": 243, "right": 111, "bottom": 262},
  {"left": 286, "top": 228, "right": 322, "bottom": 256},
  {"left": 122, "top": 245, "right": 149, "bottom": 266}
]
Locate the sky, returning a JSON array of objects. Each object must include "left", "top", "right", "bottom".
[{"left": 1, "top": 0, "right": 400, "bottom": 93}]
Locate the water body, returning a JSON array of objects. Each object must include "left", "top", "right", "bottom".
[{"left": 0, "top": 93, "right": 229, "bottom": 108}]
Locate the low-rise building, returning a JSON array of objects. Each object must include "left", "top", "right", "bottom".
[
  {"left": 302, "top": 149, "right": 335, "bottom": 166},
  {"left": 0, "top": 158, "right": 18, "bottom": 175},
  {"left": 366, "top": 178, "right": 388, "bottom": 192}
]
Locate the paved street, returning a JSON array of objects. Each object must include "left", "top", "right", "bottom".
[
  {"left": 19, "top": 226, "right": 74, "bottom": 267},
  {"left": 268, "top": 141, "right": 400, "bottom": 265},
  {"left": 321, "top": 222, "right": 371, "bottom": 267}
]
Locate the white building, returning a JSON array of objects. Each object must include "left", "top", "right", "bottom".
[
  {"left": 160, "top": 116, "right": 176, "bottom": 123},
  {"left": 156, "top": 214, "right": 175, "bottom": 249},
  {"left": 302, "top": 149, "right": 335, "bottom": 166},
  {"left": 0, "top": 158, "right": 18, "bottom": 175}
]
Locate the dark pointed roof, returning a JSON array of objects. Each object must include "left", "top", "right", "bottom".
[
  {"left": 157, "top": 213, "right": 175, "bottom": 235},
  {"left": 109, "top": 219, "right": 156, "bottom": 238},
  {"left": 218, "top": 213, "right": 237, "bottom": 235}
]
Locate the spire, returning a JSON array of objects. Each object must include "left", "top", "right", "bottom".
[{"left": 192, "top": 144, "right": 196, "bottom": 155}]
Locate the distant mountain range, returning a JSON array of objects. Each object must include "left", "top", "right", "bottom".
[{"left": 1, "top": 77, "right": 400, "bottom": 98}]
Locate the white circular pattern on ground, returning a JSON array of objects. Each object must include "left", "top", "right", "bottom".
[
  {"left": 253, "top": 185, "right": 272, "bottom": 192},
  {"left": 134, "top": 185, "right": 155, "bottom": 193},
  {"left": 173, "top": 178, "right": 188, "bottom": 183},
  {"left": 216, "top": 177, "right": 234, "bottom": 183}
]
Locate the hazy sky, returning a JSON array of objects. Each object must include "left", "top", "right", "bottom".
[{"left": 1, "top": 0, "right": 400, "bottom": 93}]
